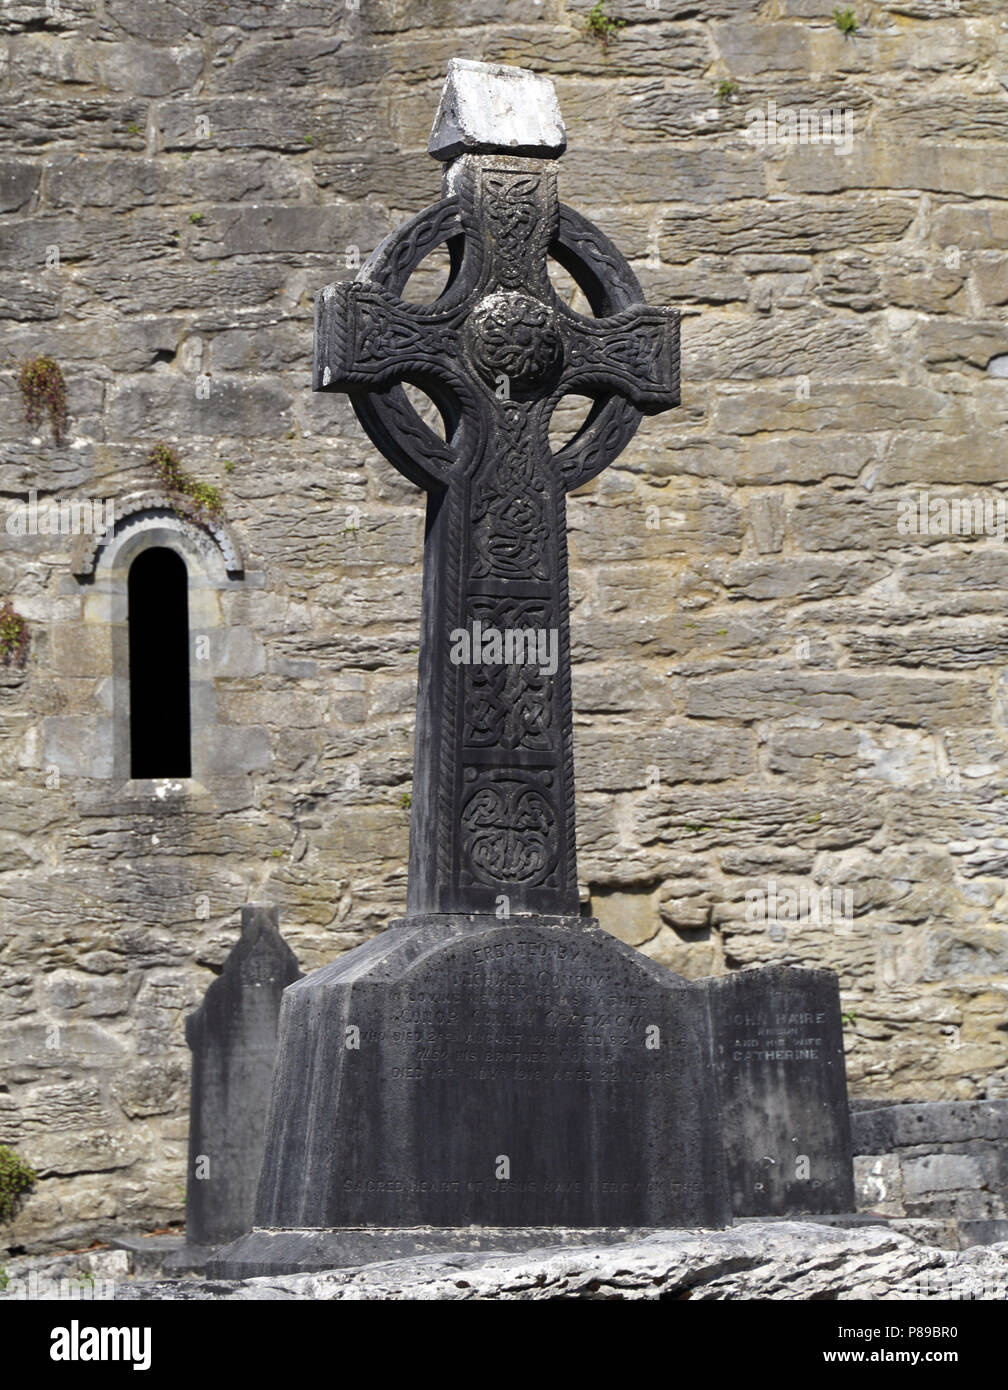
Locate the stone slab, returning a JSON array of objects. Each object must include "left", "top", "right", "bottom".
[
  {"left": 117, "top": 1222, "right": 1008, "bottom": 1301},
  {"left": 208, "top": 1225, "right": 652, "bottom": 1278},
  {"left": 106, "top": 1234, "right": 186, "bottom": 1277},
  {"left": 160, "top": 1244, "right": 218, "bottom": 1275},
  {"left": 709, "top": 965, "right": 856, "bottom": 1217},
  {"left": 852, "top": 1100, "right": 1008, "bottom": 1153},
  {"left": 958, "top": 1218, "right": 1008, "bottom": 1247},
  {"left": 428, "top": 58, "right": 566, "bottom": 161},
  {"left": 247, "top": 914, "right": 730, "bottom": 1233},
  {"left": 183, "top": 905, "right": 301, "bottom": 1246}
]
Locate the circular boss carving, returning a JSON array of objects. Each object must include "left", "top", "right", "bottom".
[
  {"left": 466, "top": 291, "right": 563, "bottom": 392},
  {"left": 353, "top": 196, "right": 647, "bottom": 489}
]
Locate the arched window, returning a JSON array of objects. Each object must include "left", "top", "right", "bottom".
[{"left": 128, "top": 547, "right": 192, "bottom": 778}]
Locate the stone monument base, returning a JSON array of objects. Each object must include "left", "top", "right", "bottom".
[
  {"left": 245, "top": 915, "right": 731, "bottom": 1231},
  {"left": 208, "top": 1225, "right": 655, "bottom": 1278},
  {"left": 210, "top": 915, "right": 856, "bottom": 1275}
]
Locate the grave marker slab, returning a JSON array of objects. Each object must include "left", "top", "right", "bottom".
[
  {"left": 183, "top": 905, "right": 301, "bottom": 1247},
  {"left": 709, "top": 966, "right": 855, "bottom": 1217},
  {"left": 255, "top": 915, "right": 726, "bottom": 1231}
]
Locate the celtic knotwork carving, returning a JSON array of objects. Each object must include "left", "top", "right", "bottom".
[
  {"left": 560, "top": 310, "right": 678, "bottom": 407},
  {"left": 463, "top": 596, "right": 555, "bottom": 752},
  {"left": 481, "top": 171, "right": 550, "bottom": 290},
  {"left": 461, "top": 778, "right": 558, "bottom": 887},
  {"left": 314, "top": 151, "right": 680, "bottom": 916},
  {"left": 330, "top": 284, "right": 464, "bottom": 384},
  {"left": 553, "top": 397, "right": 640, "bottom": 493},
  {"left": 364, "top": 196, "right": 465, "bottom": 291},
  {"left": 357, "top": 299, "right": 435, "bottom": 364},
  {"left": 470, "top": 406, "right": 550, "bottom": 581},
  {"left": 467, "top": 291, "right": 563, "bottom": 392}
]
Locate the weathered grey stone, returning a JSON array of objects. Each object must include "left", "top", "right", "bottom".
[
  {"left": 120, "top": 1223, "right": 1008, "bottom": 1300},
  {"left": 196, "top": 726, "right": 272, "bottom": 778},
  {"left": 188, "top": 205, "right": 390, "bottom": 261},
  {"left": 0, "top": 98, "right": 149, "bottom": 149},
  {"left": 156, "top": 96, "right": 388, "bottom": 153},
  {"left": 781, "top": 144, "right": 1008, "bottom": 201},
  {"left": 428, "top": 58, "right": 566, "bottom": 159},
  {"left": 691, "top": 310, "right": 886, "bottom": 381},
  {"left": 184, "top": 906, "right": 301, "bottom": 1246},
  {"left": 102, "top": 0, "right": 199, "bottom": 42},
  {"left": 208, "top": 1225, "right": 654, "bottom": 1277},
  {"left": 710, "top": 966, "right": 855, "bottom": 1217},
  {"left": 3, "top": 0, "right": 1008, "bottom": 1257},
  {"left": 11, "top": 35, "right": 203, "bottom": 98},
  {"left": 747, "top": 494, "right": 785, "bottom": 553},
  {"left": 853, "top": 1100, "right": 1008, "bottom": 1152},
  {"left": 684, "top": 670, "right": 989, "bottom": 730},
  {"left": 0, "top": 212, "right": 179, "bottom": 268},
  {"left": 242, "top": 916, "right": 729, "bottom": 1241},
  {"left": 918, "top": 319, "right": 1008, "bottom": 372},
  {"left": 0, "top": 158, "right": 40, "bottom": 212},
  {"left": 103, "top": 377, "right": 296, "bottom": 439},
  {"left": 575, "top": 726, "right": 755, "bottom": 790},
  {"left": 209, "top": 34, "right": 385, "bottom": 93},
  {"left": 660, "top": 200, "right": 917, "bottom": 260},
  {"left": 41, "top": 153, "right": 304, "bottom": 209},
  {"left": 903, "top": 1153, "right": 987, "bottom": 1198},
  {"left": 560, "top": 146, "right": 766, "bottom": 206},
  {"left": 482, "top": 25, "right": 711, "bottom": 80}
]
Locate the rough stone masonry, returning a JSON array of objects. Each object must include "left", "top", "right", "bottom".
[{"left": 1, "top": 1, "right": 1007, "bottom": 1252}]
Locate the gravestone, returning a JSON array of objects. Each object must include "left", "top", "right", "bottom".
[
  {"left": 709, "top": 966, "right": 855, "bottom": 1217},
  {"left": 181, "top": 905, "right": 301, "bottom": 1249},
  {"left": 211, "top": 61, "right": 853, "bottom": 1277}
]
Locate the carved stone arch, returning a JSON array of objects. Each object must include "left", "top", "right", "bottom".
[
  {"left": 71, "top": 491, "right": 244, "bottom": 583},
  {"left": 44, "top": 500, "right": 269, "bottom": 788}
]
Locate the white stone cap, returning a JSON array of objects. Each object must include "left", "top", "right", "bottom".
[{"left": 428, "top": 58, "right": 566, "bottom": 161}]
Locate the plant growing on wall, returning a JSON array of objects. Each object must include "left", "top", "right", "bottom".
[
  {"left": 584, "top": 1, "right": 626, "bottom": 44},
  {"left": 0, "top": 601, "right": 30, "bottom": 668},
  {"left": 16, "top": 356, "right": 68, "bottom": 445},
  {"left": 0, "top": 1146, "right": 36, "bottom": 1223},
  {"left": 833, "top": 7, "right": 858, "bottom": 35},
  {"left": 147, "top": 441, "right": 224, "bottom": 522}
]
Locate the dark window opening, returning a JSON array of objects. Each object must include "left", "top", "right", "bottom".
[{"left": 128, "top": 546, "right": 192, "bottom": 778}]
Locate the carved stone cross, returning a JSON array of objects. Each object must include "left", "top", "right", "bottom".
[{"left": 314, "top": 60, "right": 680, "bottom": 919}]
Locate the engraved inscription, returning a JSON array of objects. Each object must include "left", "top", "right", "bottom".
[
  {"left": 717, "top": 1011, "right": 827, "bottom": 1064},
  {"left": 363, "top": 943, "right": 680, "bottom": 1087}
]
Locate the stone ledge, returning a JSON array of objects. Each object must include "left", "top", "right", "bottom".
[
  {"left": 105, "top": 1222, "right": 1008, "bottom": 1301},
  {"left": 852, "top": 1100, "right": 1008, "bottom": 1152}
]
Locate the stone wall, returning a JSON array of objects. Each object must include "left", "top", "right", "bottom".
[
  {"left": 2, "top": 0, "right": 1007, "bottom": 1249},
  {"left": 852, "top": 1099, "right": 1008, "bottom": 1247}
]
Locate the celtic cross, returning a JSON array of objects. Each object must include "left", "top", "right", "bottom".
[{"left": 314, "top": 60, "right": 681, "bottom": 919}]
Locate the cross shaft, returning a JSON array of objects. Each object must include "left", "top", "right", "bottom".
[{"left": 315, "top": 152, "right": 680, "bottom": 918}]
